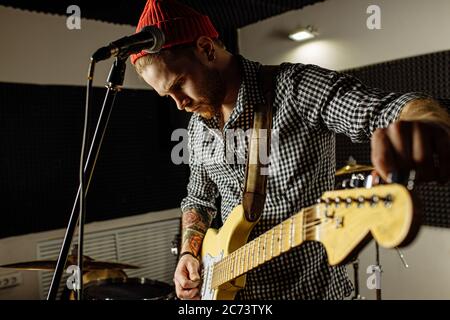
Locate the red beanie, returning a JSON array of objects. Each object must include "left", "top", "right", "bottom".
[{"left": 130, "top": 0, "right": 219, "bottom": 65}]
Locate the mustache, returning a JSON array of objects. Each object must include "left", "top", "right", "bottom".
[{"left": 184, "top": 100, "right": 212, "bottom": 112}]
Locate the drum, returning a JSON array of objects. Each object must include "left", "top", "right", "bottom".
[{"left": 83, "top": 277, "right": 175, "bottom": 300}]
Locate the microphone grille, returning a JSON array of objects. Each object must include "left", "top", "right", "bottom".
[{"left": 141, "top": 26, "right": 165, "bottom": 53}]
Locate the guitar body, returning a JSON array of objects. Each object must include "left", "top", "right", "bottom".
[{"left": 200, "top": 204, "right": 255, "bottom": 300}]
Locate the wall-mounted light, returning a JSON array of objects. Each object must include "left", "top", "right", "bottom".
[{"left": 288, "top": 26, "right": 318, "bottom": 42}]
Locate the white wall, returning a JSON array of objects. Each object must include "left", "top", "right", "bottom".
[
  {"left": 354, "top": 227, "right": 450, "bottom": 300},
  {"left": 239, "top": 0, "right": 450, "bottom": 70},
  {"left": 0, "top": 6, "right": 148, "bottom": 89},
  {"left": 240, "top": 0, "right": 450, "bottom": 299}
]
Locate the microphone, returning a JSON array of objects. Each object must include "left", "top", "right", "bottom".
[{"left": 91, "top": 26, "right": 165, "bottom": 62}]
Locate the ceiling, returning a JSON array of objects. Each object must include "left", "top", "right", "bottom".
[{"left": 1, "top": 0, "right": 325, "bottom": 28}]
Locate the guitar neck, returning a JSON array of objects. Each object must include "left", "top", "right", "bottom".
[
  {"left": 209, "top": 183, "right": 416, "bottom": 291},
  {"left": 211, "top": 207, "right": 313, "bottom": 289}
]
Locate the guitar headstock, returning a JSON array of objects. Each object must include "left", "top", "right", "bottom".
[{"left": 313, "top": 184, "right": 420, "bottom": 265}]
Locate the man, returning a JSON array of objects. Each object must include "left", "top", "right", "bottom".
[{"left": 131, "top": 0, "right": 450, "bottom": 299}]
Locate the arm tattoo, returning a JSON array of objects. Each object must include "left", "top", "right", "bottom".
[{"left": 181, "top": 208, "right": 213, "bottom": 256}]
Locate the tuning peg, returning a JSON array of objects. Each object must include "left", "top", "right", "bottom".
[
  {"left": 345, "top": 197, "right": 354, "bottom": 207},
  {"left": 380, "top": 194, "right": 393, "bottom": 207}
]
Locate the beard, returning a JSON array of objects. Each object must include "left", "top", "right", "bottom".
[{"left": 194, "top": 68, "right": 226, "bottom": 120}]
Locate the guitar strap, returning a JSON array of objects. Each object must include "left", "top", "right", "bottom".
[{"left": 242, "top": 65, "right": 278, "bottom": 222}]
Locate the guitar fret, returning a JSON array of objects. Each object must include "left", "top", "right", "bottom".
[
  {"left": 252, "top": 240, "right": 256, "bottom": 268},
  {"left": 248, "top": 241, "right": 252, "bottom": 270},
  {"left": 250, "top": 241, "right": 253, "bottom": 270},
  {"left": 235, "top": 250, "right": 239, "bottom": 276},
  {"left": 244, "top": 242, "right": 248, "bottom": 272},
  {"left": 271, "top": 228, "right": 275, "bottom": 258},
  {"left": 237, "top": 249, "right": 241, "bottom": 276},
  {"left": 255, "top": 240, "right": 258, "bottom": 267},
  {"left": 217, "top": 262, "right": 220, "bottom": 284},
  {"left": 279, "top": 223, "right": 282, "bottom": 254},
  {"left": 290, "top": 216, "right": 294, "bottom": 248},
  {"left": 233, "top": 251, "right": 237, "bottom": 278},
  {"left": 248, "top": 242, "right": 252, "bottom": 270},
  {"left": 256, "top": 236, "right": 260, "bottom": 267},
  {"left": 240, "top": 247, "right": 244, "bottom": 275},
  {"left": 230, "top": 254, "right": 233, "bottom": 279},
  {"left": 244, "top": 243, "right": 248, "bottom": 273},
  {"left": 302, "top": 212, "right": 306, "bottom": 242},
  {"left": 253, "top": 238, "right": 259, "bottom": 268},
  {"left": 263, "top": 232, "right": 267, "bottom": 262}
]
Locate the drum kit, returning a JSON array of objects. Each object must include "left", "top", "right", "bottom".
[
  {"left": 335, "top": 157, "right": 379, "bottom": 190},
  {"left": 0, "top": 248, "right": 175, "bottom": 300}
]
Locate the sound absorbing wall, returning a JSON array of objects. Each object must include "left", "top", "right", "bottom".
[{"left": 0, "top": 83, "right": 190, "bottom": 238}]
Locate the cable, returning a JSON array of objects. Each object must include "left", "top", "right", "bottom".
[{"left": 77, "top": 58, "right": 95, "bottom": 300}]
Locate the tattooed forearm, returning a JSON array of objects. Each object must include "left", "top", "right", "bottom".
[
  {"left": 181, "top": 208, "right": 213, "bottom": 256},
  {"left": 182, "top": 230, "right": 204, "bottom": 255}
]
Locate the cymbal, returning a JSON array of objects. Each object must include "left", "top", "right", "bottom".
[
  {"left": 336, "top": 163, "right": 374, "bottom": 176},
  {"left": 0, "top": 255, "right": 140, "bottom": 271}
]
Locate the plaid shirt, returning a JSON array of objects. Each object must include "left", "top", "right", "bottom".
[{"left": 181, "top": 56, "right": 424, "bottom": 299}]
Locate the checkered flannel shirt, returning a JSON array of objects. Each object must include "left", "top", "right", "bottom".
[{"left": 180, "top": 56, "right": 425, "bottom": 299}]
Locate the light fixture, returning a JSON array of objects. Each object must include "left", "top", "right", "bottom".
[{"left": 288, "top": 26, "right": 317, "bottom": 42}]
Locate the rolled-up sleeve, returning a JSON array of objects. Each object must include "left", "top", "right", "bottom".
[
  {"left": 290, "top": 64, "right": 430, "bottom": 142},
  {"left": 180, "top": 119, "right": 218, "bottom": 217}
]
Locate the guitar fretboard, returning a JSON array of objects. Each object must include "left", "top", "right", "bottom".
[{"left": 211, "top": 207, "right": 314, "bottom": 289}]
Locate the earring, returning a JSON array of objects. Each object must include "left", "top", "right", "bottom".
[{"left": 208, "top": 51, "right": 216, "bottom": 62}]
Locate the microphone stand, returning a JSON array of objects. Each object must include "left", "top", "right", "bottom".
[{"left": 47, "top": 56, "right": 127, "bottom": 300}]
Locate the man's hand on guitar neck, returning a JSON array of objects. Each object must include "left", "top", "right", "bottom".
[
  {"left": 173, "top": 207, "right": 213, "bottom": 300},
  {"left": 371, "top": 98, "right": 450, "bottom": 183}
]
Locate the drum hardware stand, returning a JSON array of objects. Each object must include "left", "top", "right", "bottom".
[
  {"left": 47, "top": 56, "right": 127, "bottom": 300},
  {"left": 395, "top": 247, "right": 409, "bottom": 268},
  {"left": 367, "top": 170, "right": 414, "bottom": 300},
  {"left": 171, "top": 233, "right": 180, "bottom": 257},
  {"left": 374, "top": 243, "right": 382, "bottom": 300},
  {"left": 350, "top": 256, "right": 365, "bottom": 300}
]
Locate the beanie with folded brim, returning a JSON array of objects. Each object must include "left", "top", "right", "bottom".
[{"left": 130, "top": 0, "right": 219, "bottom": 65}]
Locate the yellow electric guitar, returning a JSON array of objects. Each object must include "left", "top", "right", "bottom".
[{"left": 199, "top": 184, "right": 420, "bottom": 300}]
